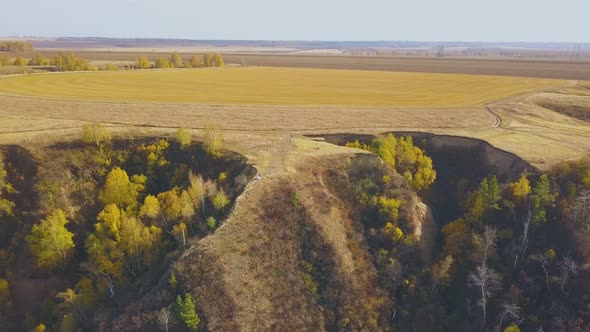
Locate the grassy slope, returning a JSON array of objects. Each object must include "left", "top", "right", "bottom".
[{"left": 0, "top": 67, "right": 563, "bottom": 107}]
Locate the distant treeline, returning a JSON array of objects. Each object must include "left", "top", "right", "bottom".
[
  {"left": 136, "top": 52, "right": 225, "bottom": 69},
  {"left": 0, "top": 41, "right": 33, "bottom": 52},
  {"left": 0, "top": 51, "right": 225, "bottom": 72}
]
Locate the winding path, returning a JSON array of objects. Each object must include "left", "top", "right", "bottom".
[{"left": 484, "top": 105, "right": 502, "bottom": 128}]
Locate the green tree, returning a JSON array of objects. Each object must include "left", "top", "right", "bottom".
[
  {"left": 155, "top": 57, "right": 170, "bottom": 68},
  {"left": 207, "top": 216, "right": 217, "bottom": 230},
  {"left": 26, "top": 209, "right": 75, "bottom": 269},
  {"left": 168, "top": 271, "right": 177, "bottom": 288},
  {"left": 13, "top": 56, "right": 26, "bottom": 66},
  {"left": 170, "top": 52, "right": 183, "bottom": 68},
  {"left": 99, "top": 167, "right": 143, "bottom": 211},
  {"left": 176, "top": 293, "right": 200, "bottom": 330},
  {"left": 212, "top": 190, "right": 230, "bottom": 211},
  {"left": 136, "top": 55, "right": 150, "bottom": 69},
  {"left": 81, "top": 123, "right": 111, "bottom": 147},
  {"left": 531, "top": 174, "right": 557, "bottom": 223},
  {"left": 176, "top": 128, "right": 192, "bottom": 148}
]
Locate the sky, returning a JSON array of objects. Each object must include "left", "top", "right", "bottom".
[{"left": 1, "top": 0, "right": 589, "bottom": 42}]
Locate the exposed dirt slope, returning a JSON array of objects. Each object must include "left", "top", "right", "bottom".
[{"left": 173, "top": 142, "right": 432, "bottom": 331}]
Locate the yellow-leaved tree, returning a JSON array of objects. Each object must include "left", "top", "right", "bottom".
[
  {"left": 26, "top": 209, "right": 75, "bottom": 269},
  {"left": 99, "top": 167, "right": 144, "bottom": 211},
  {"left": 136, "top": 55, "right": 150, "bottom": 69}
]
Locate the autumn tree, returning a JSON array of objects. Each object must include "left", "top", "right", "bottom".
[
  {"left": 28, "top": 55, "right": 50, "bottom": 66},
  {"left": 361, "top": 134, "right": 436, "bottom": 190},
  {"left": 204, "top": 127, "right": 223, "bottom": 158},
  {"left": 509, "top": 174, "right": 531, "bottom": 200},
  {"left": 157, "top": 188, "right": 182, "bottom": 223},
  {"left": 176, "top": 293, "right": 200, "bottom": 330},
  {"left": 170, "top": 52, "right": 183, "bottom": 68},
  {"left": 187, "top": 55, "right": 201, "bottom": 68},
  {"left": 140, "top": 195, "right": 161, "bottom": 220},
  {"left": 136, "top": 55, "right": 150, "bottom": 69},
  {"left": 383, "top": 222, "right": 404, "bottom": 242},
  {"left": 26, "top": 209, "right": 75, "bottom": 269},
  {"left": 51, "top": 52, "right": 90, "bottom": 71},
  {"left": 99, "top": 167, "right": 144, "bottom": 211},
  {"left": 442, "top": 218, "right": 471, "bottom": 260},
  {"left": 13, "top": 56, "right": 26, "bottom": 66},
  {"left": 155, "top": 57, "right": 170, "bottom": 69},
  {"left": 87, "top": 204, "right": 162, "bottom": 289},
  {"left": 431, "top": 255, "right": 454, "bottom": 289},
  {"left": 86, "top": 204, "right": 126, "bottom": 286},
  {"left": 176, "top": 128, "right": 191, "bottom": 148},
  {"left": 0, "top": 41, "right": 33, "bottom": 51},
  {"left": 203, "top": 53, "right": 213, "bottom": 67},
  {"left": 212, "top": 54, "right": 224, "bottom": 67},
  {"left": 81, "top": 123, "right": 111, "bottom": 147},
  {"left": 377, "top": 196, "right": 402, "bottom": 221},
  {"left": 0, "top": 55, "right": 9, "bottom": 66}
]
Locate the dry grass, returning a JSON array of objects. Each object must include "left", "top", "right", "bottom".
[{"left": 0, "top": 67, "right": 564, "bottom": 107}]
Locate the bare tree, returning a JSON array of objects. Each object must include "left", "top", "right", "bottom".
[
  {"left": 573, "top": 190, "right": 590, "bottom": 231},
  {"left": 497, "top": 303, "right": 522, "bottom": 331},
  {"left": 473, "top": 226, "right": 497, "bottom": 267},
  {"left": 531, "top": 253, "right": 551, "bottom": 291},
  {"left": 514, "top": 205, "right": 532, "bottom": 267},
  {"left": 558, "top": 256, "right": 578, "bottom": 294},
  {"left": 469, "top": 265, "right": 502, "bottom": 328},
  {"left": 157, "top": 306, "right": 174, "bottom": 332}
]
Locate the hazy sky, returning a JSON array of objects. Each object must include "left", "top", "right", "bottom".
[{"left": 1, "top": 0, "right": 588, "bottom": 42}]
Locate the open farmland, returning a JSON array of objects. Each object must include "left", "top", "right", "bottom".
[{"left": 0, "top": 67, "right": 565, "bottom": 107}]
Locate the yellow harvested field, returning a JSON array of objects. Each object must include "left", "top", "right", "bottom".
[{"left": 0, "top": 67, "right": 565, "bottom": 107}]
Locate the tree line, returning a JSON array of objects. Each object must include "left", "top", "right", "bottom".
[
  {"left": 136, "top": 52, "right": 224, "bottom": 69},
  {"left": 0, "top": 51, "right": 225, "bottom": 72},
  {"left": 0, "top": 41, "right": 33, "bottom": 52}
]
